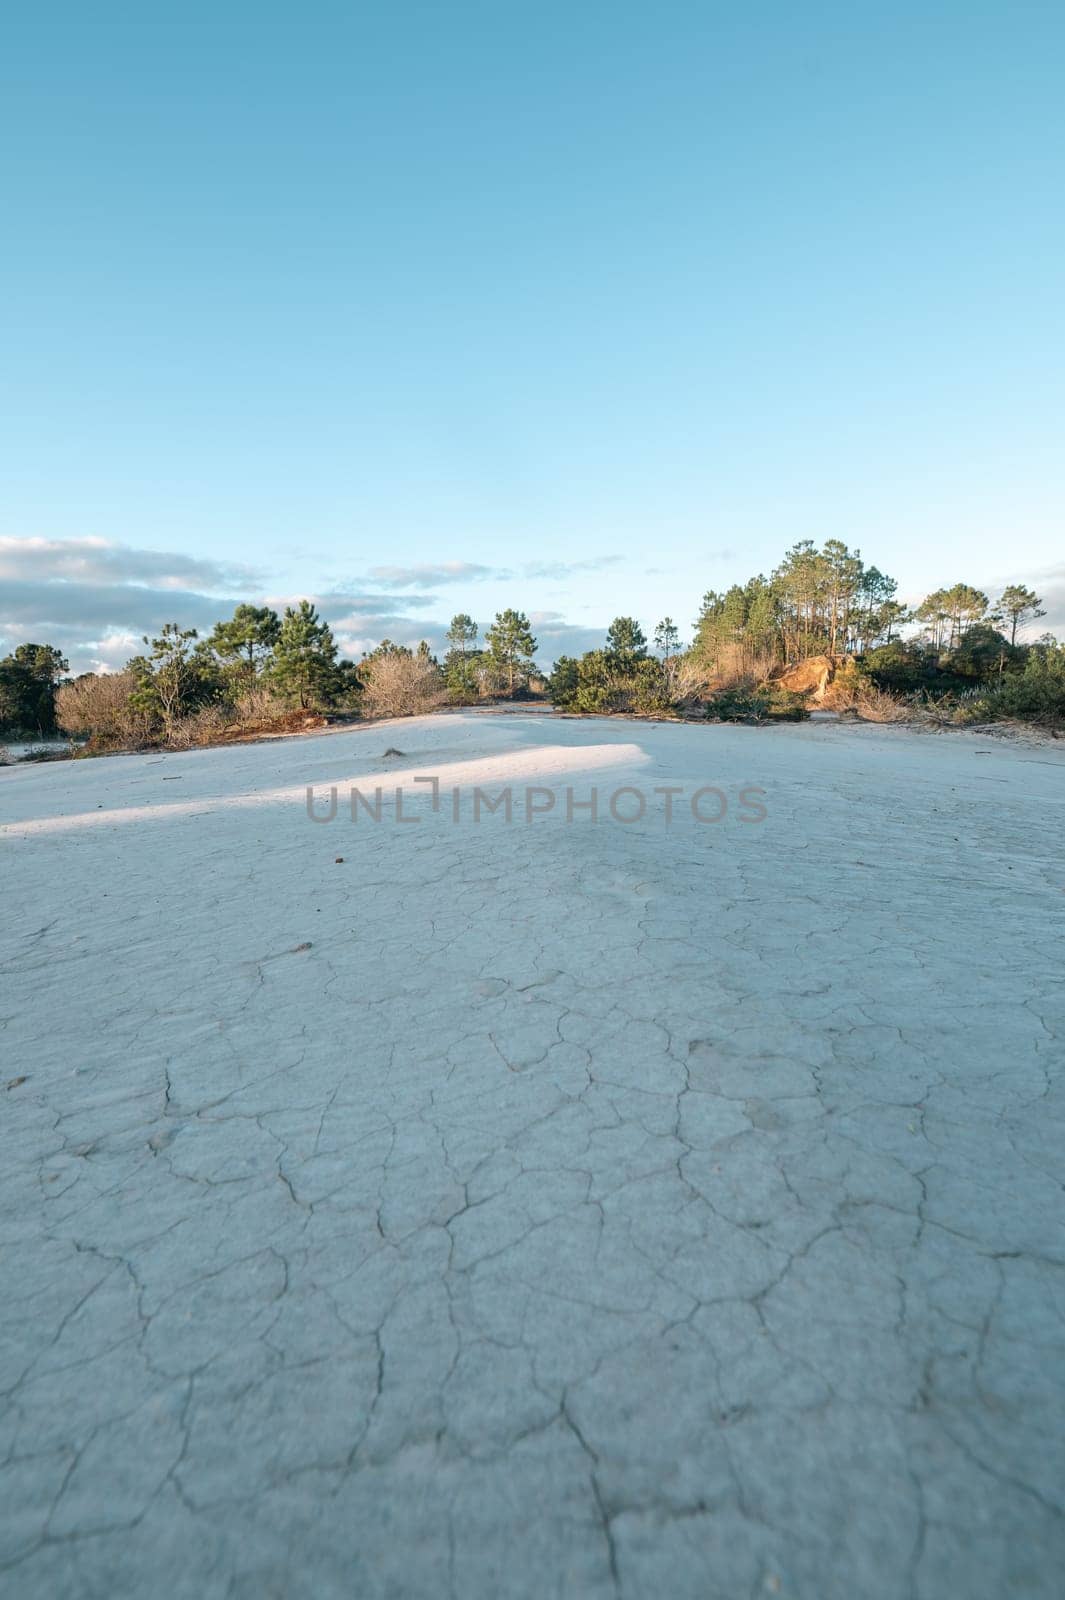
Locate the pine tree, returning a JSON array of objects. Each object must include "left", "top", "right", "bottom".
[
  {"left": 653, "top": 618, "right": 681, "bottom": 660},
  {"left": 942, "top": 584, "right": 989, "bottom": 648},
  {"left": 743, "top": 578, "right": 779, "bottom": 654},
  {"left": 209, "top": 604, "right": 281, "bottom": 675},
  {"left": 547, "top": 656, "right": 580, "bottom": 709},
  {"left": 272, "top": 601, "right": 339, "bottom": 708},
  {"left": 772, "top": 541, "right": 828, "bottom": 659},
  {"left": 605, "top": 617, "right": 648, "bottom": 663},
  {"left": 915, "top": 589, "right": 950, "bottom": 650},
  {"left": 446, "top": 614, "right": 478, "bottom": 659},
  {"left": 0, "top": 643, "right": 69, "bottom": 735},
  {"left": 720, "top": 586, "right": 748, "bottom": 643},
  {"left": 361, "top": 639, "right": 410, "bottom": 663},
  {"left": 653, "top": 618, "right": 683, "bottom": 696},
  {"left": 444, "top": 613, "right": 480, "bottom": 699},
  {"left": 130, "top": 624, "right": 207, "bottom": 728},
  {"left": 996, "top": 585, "right": 1045, "bottom": 646},
  {"left": 485, "top": 610, "right": 537, "bottom": 697},
  {"left": 691, "top": 591, "right": 726, "bottom": 665},
  {"left": 854, "top": 567, "right": 902, "bottom": 649},
  {"left": 820, "top": 540, "right": 864, "bottom": 654}
]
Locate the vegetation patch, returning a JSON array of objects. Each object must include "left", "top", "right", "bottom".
[{"left": 3, "top": 540, "right": 1061, "bottom": 754}]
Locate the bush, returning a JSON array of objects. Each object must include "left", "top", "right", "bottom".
[
  {"left": 0, "top": 644, "right": 67, "bottom": 736},
  {"left": 55, "top": 666, "right": 343, "bottom": 754},
  {"left": 164, "top": 705, "right": 231, "bottom": 749},
  {"left": 702, "top": 640, "right": 781, "bottom": 687},
  {"left": 56, "top": 671, "right": 157, "bottom": 749},
  {"left": 705, "top": 684, "right": 808, "bottom": 722},
  {"left": 548, "top": 652, "right": 674, "bottom": 716},
  {"left": 954, "top": 645, "right": 1065, "bottom": 726},
  {"left": 816, "top": 659, "right": 910, "bottom": 721},
  {"left": 570, "top": 650, "right": 614, "bottom": 712},
  {"left": 671, "top": 655, "right": 714, "bottom": 714},
  {"left": 849, "top": 685, "right": 914, "bottom": 723},
  {"left": 818, "top": 658, "right": 868, "bottom": 708},
  {"left": 863, "top": 641, "right": 944, "bottom": 694},
  {"left": 628, "top": 659, "right": 675, "bottom": 716},
  {"left": 863, "top": 634, "right": 1022, "bottom": 697},
  {"left": 547, "top": 656, "right": 580, "bottom": 709},
  {"left": 232, "top": 684, "right": 291, "bottom": 724},
  {"left": 951, "top": 624, "right": 1019, "bottom": 681},
  {"left": 359, "top": 652, "right": 445, "bottom": 719}
]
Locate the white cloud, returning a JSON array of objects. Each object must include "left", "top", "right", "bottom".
[
  {"left": 364, "top": 555, "right": 622, "bottom": 589},
  {"left": 1028, "top": 571, "right": 1065, "bottom": 636},
  {"left": 0, "top": 536, "right": 258, "bottom": 591},
  {"left": 528, "top": 619, "right": 609, "bottom": 660},
  {"left": 520, "top": 557, "right": 621, "bottom": 581},
  {"left": 367, "top": 562, "right": 495, "bottom": 588},
  {"left": 0, "top": 537, "right": 629, "bottom": 675},
  {"left": 0, "top": 537, "right": 261, "bottom": 673}
]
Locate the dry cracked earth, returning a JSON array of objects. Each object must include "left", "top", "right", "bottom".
[{"left": 1, "top": 711, "right": 1063, "bottom": 1598}]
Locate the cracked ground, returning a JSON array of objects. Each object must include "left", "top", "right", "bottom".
[{"left": 2, "top": 711, "right": 1063, "bottom": 1599}]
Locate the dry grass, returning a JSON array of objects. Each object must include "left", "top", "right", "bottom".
[
  {"left": 849, "top": 686, "right": 915, "bottom": 723},
  {"left": 232, "top": 685, "right": 291, "bottom": 723},
  {"left": 700, "top": 640, "right": 777, "bottom": 684},
  {"left": 671, "top": 656, "right": 716, "bottom": 713},
  {"left": 168, "top": 706, "right": 331, "bottom": 748},
  {"left": 57, "top": 672, "right": 334, "bottom": 754},
  {"left": 360, "top": 654, "right": 445, "bottom": 719},
  {"left": 711, "top": 641, "right": 781, "bottom": 685},
  {"left": 164, "top": 705, "right": 231, "bottom": 748},
  {"left": 817, "top": 663, "right": 913, "bottom": 723},
  {"left": 56, "top": 671, "right": 156, "bottom": 749}
]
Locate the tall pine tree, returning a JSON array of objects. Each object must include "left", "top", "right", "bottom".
[{"left": 272, "top": 602, "right": 339, "bottom": 708}]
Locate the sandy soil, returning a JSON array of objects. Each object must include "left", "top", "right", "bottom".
[{"left": 2, "top": 713, "right": 1063, "bottom": 1598}]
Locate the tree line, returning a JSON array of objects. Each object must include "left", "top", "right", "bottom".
[
  {"left": 0, "top": 601, "right": 545, "bottom": 748},
  {"left": 548, "top": 542, "right": 1052, "bottom": 717},
  {"left": 689, "top": 542, "right": 1045, "bottom": 669},
  {"left": 0, "top": 539, "right": 1059, "bottom": 748}
]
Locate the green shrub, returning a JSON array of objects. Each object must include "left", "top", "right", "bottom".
[
  {"left": 706, "top": 685, "right": 807, "bottom": 722},
  {"left": 548, "top": 651, "right": 674, "bottom": 716},
  {"left": 627, "top": 659, "right": 674, "bottom": 716},
  {"left": 954, "top": 644, "right": 1065, "bottom": 725},
  {"left": 547, "top": 656, "right": 580, "bottom": 709}
]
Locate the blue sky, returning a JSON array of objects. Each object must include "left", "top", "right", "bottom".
[{"left": 2, "top": 2, "right": 1063, "bottom": 670}]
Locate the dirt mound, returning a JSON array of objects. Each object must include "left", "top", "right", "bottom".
[{"left": 769, "top": 655, "right": 841, "bottom": 703}]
